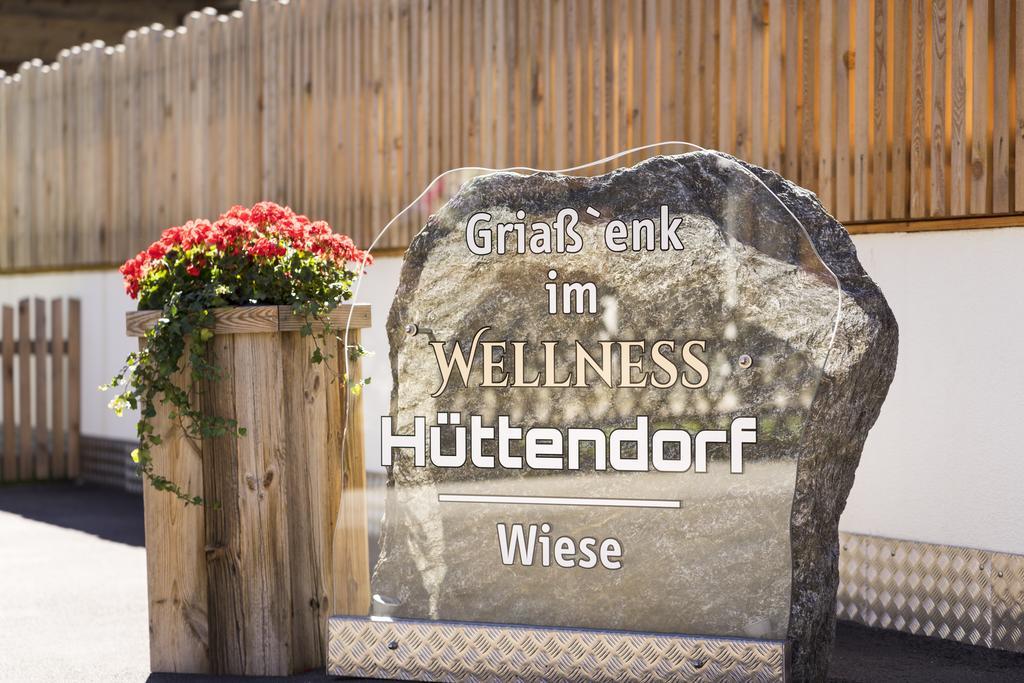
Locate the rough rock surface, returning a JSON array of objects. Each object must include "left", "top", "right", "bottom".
[
  {"left": 739, "top": 157, "right": 899, "bottom": 681},
  {"left": 375, "top": 152, "right": 898, "bottom": 682}
]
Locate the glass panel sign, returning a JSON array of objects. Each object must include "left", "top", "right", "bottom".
[{"left": 343, "top": 144, "right": 840, "bottom": 641}]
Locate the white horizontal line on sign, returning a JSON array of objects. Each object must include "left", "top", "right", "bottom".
[{"left": 437, "top": 494, "right": 681, "bottom": 509}]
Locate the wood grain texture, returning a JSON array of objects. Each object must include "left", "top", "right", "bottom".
[
  {"left": 144, "top": 344, "right": 210, "bottom": 674},
  {"left": 1, "top": 0, "right": 1023, "bottom": 259},
  {"left": 930, "top": 0, "right": 947, "bottom": 217},
  {"left": 50, "top": 299, "right": 64, "bottom": 478},
  {"left": 735, "top": 0, "right": 751, "bottom": 160},
  {"left": 847, "top": 213, "right": 1024, "bottom": 233},
  {"left": 17, "top": 298, "right": 30, "bottom": 480},
  {"left": 333, "top": 327, "right": 370, "bottom": 617},
  {"left": 138, "top": 316, "right": 368, "bottom": 675},
  {"left": 853, "top": 0, "right": 871, "bottom": 220},
  {"left": 126, "top": 304, "right": 371, "bottom": 337},
  {"left": 719, "top": 0, "right": 733, "bottom": 153},
  {"left": 1017, "top": 0, "right": 1024, "bottom": 211},
  {"left": 871, "top": 0, "right": 887, "bottom": 219},
  {"left": 200, "top": 333, "right": 246, "bottom": 675},
  {"left": 231, "top": 332, "right": 292, "bottom": 676},
  {"left": 66, "top": 298, "right": 80, "bottom": 479},
  {"left": 970, "top": 0, "right": 989, "bottom": 214},
  {"left": 891, "top": 0, "right": 910, "bottom": 218},
  {"left": 950, "top": 0, "right": 968, "bottom": 215},
  {"left": 835, "top": 0, "right": 852, "bottom": 222},
  {"left": 276, "top": 304, "right": 373, "bottom": 332},
  {"left": 280, "top": 331, "right": 335, "bottom": 670},
  {"left": 800, "top": 0, "right": 817, "bottom": 189},
  {"left": 992, "top": 0, "right": 1010, "bottom": 213},
  {"left": 767, "top": 0, "right": 783, "bottom": 172},
  {"left": 750, "top": 0, "right": 765, "bottom": 166},
  {"left": 910, "top": 0, "right": 927, "bottom": 218},
  {"left": 33, "top": 298, "right": 48, "bottom": 478},
  {"left": 2, "top": 305, "right": 14, "bottom": 480},
  {"left": 818, "top": 0, "right": 835, "bottom": 210}
]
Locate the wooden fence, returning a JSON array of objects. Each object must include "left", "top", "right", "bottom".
[
  {"left": 1, "top": 298, "right": 81, "bottom": 482},
  {"left": 0, "top": 0, "right": 1022, "bottom": 270}
]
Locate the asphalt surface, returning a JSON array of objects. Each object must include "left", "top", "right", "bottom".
[{"left": 1, "top": 482, "right": 1023, "bottom": 683}]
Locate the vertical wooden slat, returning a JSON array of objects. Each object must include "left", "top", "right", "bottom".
[
  {"left": 571, "top": 0, "right": 583, "bottom": 158},
  {"left": 835, "top": 0, "right": 852, "bottom": 221},
  {"left": 33, "top": 298, "right": 48, "bottom": 479},
  {"left": 0, "top": 75, "right": 8, "bottom": 270},
  {"left": 258, "top": 3, "right": 276, "bottom": 204},
  {"left": 145, "top": 346, "right": 209, "bottom": 674},
  {"left": 719, "top": 1, "right": 733, "bottom": 152},
  {"left": 970, "top": 0, "right": 990, "bottom": 214},
  {"left": 950, "top": 0, "right": 968, "bottom": 215},
  {"left": 333, "top": 328, "right": 371, "bottom": 616},
  {"left": 705, "top": 0, "right": 719, "bottom": 148},
  {"left": 931, "top": 0, "right": 948, "bottom": 216},
  {"left": 818, "top": 0, "right": 835, "bottom": 210},
  {"left": 552, "top": 0, "right": 568, "bottom": 166},
  {"left": 853, "top": 0, "right": 871, "bottom": 219},
  {"left": 235, "top": 332, "right": 291, "bottom": 675},
  {"left": 750, "top": 0, "right": 766, "bottom": 165},
  {"left": 24, "top": 62, "right": 40, "bottom": 267},
  {"left": 17, "top": 298, "right": 31, "bottom": 480},
  {"left": 784, "top": 0, "right": 799, "bottom": 179},
  {"left": 660, "top": 0, "right": 678, "bottom": 144},
  {"left": 910, "top": 0, "right": 928, "bottom": 217},
  {"left": 12, "top": 67, "right": 32, "bottom": 268},
  {"left": 615, "top": 0, "right": 630, "bottom": 155},
  {"left": 66, "top": 298, "right": 80, "bottom": 479},
  {"left": 123, "top": 31, "right": 141, "bottom": 255},
  {"left": 280, "top": 331, "right": 335, "bottom": 669},
  {"left": 799, "top": 0, "right": 816, "bottom": 188},
  {"left": 735, "top": 0, "right": 751, "bottom": 159},
  {"left": 1017, "top": 0, "right": 1024, "bottom": 211},
  {"left": 768, "top": 0, "right": 784, "bottom": 170},
  {"left": 199, "top": 333, "right": 243, "bottom": 675},
  {"left": 891, "top": 0, "right": 910, "bottom": 218},
  {"left": 992, "top": 0, "right": 1010, "bottom": 213},
  {"left": 872, "top": 0, "right": 888, "bottom": 218},
  {"left": 51, "top": 299, "right": 64, "bottom": 479},
  {"left": 2, "top": 305, "right": 14, "bottom": 481}
]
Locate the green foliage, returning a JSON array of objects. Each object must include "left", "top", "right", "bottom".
[{"left": 106, "top": 204, "right": 369, "bottom": 505}]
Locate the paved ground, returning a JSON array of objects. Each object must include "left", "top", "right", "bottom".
[{"left": 1, "top": 482, "right": 1022, "bottom": 682}]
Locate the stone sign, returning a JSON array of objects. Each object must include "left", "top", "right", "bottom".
[{"left": 345, "top": 150, "right": 897, "bottom": 682}]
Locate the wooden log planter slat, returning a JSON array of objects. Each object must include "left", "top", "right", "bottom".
[{"left": 128, "top": 304, "right": 371, "bottom": 676}]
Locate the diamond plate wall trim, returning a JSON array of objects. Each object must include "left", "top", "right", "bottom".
[
  {"left": 992, "top": 551, "right": 1024, "bottom": 653},
  {"left": 327, "top": 617, "right": 789, "bottom": 682},
  {"left": 837, "top": 532, "right": 1024, "bottom": 654}
]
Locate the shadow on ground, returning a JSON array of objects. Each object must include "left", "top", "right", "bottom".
[{"left": 0, "top": 480, "right": 144, "bottom": 546}]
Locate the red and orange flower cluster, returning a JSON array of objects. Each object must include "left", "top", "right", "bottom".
[{"left": 120, "top": 201, "right": 371, "bottom": 300}]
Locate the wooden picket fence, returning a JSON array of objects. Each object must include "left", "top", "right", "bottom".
[
  {"left": 1, "top": 298, "right": 81, "bottom": 483},
  {"left": 0, "top": 0, "right": 1022, "bottom": 271}
]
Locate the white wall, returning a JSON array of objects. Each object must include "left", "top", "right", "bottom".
[
  {"left": 0, "top": 270, "right": 140, "bottom": 441},
  {"left": 841, "top": 228, "right": 1024, "bottom": 555},
  {"left": 5, "top": 227, "right": 1023, "bottom": 555}
]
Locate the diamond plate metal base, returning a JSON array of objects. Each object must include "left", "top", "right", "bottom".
[
  {"left": 327, "top": 617, "right": 788, "bottom": 682},
  {"left": 837, "top": 531, "right": 1024, "bottom": 653}
]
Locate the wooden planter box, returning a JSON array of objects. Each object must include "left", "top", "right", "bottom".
[{"left": 127, "top": 304, "right": 371, "bottom": 676}]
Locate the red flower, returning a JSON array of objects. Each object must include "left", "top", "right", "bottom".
[{"left": 119, "top": 200, "right": 370, "bottom": 299}]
